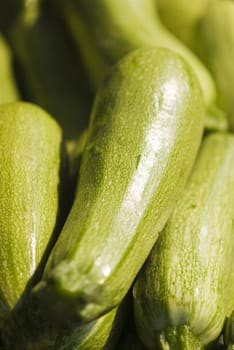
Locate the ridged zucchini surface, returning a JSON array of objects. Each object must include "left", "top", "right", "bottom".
[
  {"left": 0, "top": 101, "right": 62, "bottom": 326},
  {"left": 133, "top": 133, "right": 234, "bottom": 349}
]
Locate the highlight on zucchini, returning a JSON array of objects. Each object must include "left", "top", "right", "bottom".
[{"left": 31, "top": 46, "right": 205, "bottom": 328}]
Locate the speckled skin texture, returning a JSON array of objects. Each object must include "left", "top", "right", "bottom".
[
  {"left": 133, "top": 133, "right": 234, "bottom": 349},
  {"left": 0, "top": 102, "right": 62, "bottom": 325},
  {"left": 32, "top": 47, "right": 205, "bottom": 327}
]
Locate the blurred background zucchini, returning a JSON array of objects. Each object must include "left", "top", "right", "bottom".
[
  {"left": 0, "top": 34, "right": 19, "bottom": 104},
  {"left": 7, "top": 0, "right": 93, "bottom": 139}
]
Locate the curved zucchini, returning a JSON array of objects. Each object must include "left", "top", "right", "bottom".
[
  {"left": 62, "top": 0, "right": 215, "bottom": 109},
  {"left": 32, "top": 47, "right": 205, "bottom": 327},
  {"left": 9, "top": 3, "right": 92, "bottom": 139},
  {"left": 155, "top": 0, "right": 210, "bottom": 49},
  {"left": 195, "top": 0, "right": 234, "bottom": 130},
  {"left": 224, "top": 311, "right": 234, "bottom": 350},
  {"left": 133, "top": 133, "right": 234, "bottom": 349},
  {"left": 0, "top": 34, "right": 19, "bottom": 104},
  {"left": 0, "top": 101, "right": 62, "bottom": 326}
]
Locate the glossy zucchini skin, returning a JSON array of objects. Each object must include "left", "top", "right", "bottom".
[
  {"left": 0, "top": 34, "right": 19, "bottom": 104},
  {"left": 62, "top": 0, "right": 215, "bottom": 109},
  {"left": 195, "top": 0, "right": 234, "bottom": 131},
  {"left": 0, "top": 102, "right": 62, "bottom": 326},
  {"left": 133, "top": 133, "right": 234, "bottom": 349},
  {"left": 32, "top": 47, "right": 205, "bottom": 326}
]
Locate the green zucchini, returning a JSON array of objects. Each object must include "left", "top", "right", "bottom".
[
  {"left": 0, "top": 34, "right": 19, "bottom": 104},
  {"left": 155, "top": 0, "right": 210, "bottom": 49},
  {"left": 0, "top": 101, "right": 62, "bottom": 327},
  {"left": 31, "top": 47, "right": 205, "bottom": 327},
  {"left": 61, "top": 0, "right": 215, "bottom": 109},
  {"left": 9, "top": 3, "right": 92, "bottom": 139},
  {"left": 195, "top": 0, "right": 234, "bottom": 130},
  {"left": 224, "top": 311, "right": 234, "bottom": 350},
  {"left": 133, "top": 133, "right": 234, "bottom": 349}
]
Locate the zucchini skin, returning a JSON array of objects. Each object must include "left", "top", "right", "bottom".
[
  {"left": 32, "top": 47, "right": 205, "bottom": 326},
  {"left": 62, "top": 0, "right": 215, "bottom": 109},
  {"left": 0, "top": 102, "right": 62, "bottom": 326},
  {"left": 0, "top": 34, "right": 19, "bottom": 104},
  {"left": 133, "top": 133, "right": 234, "bottom": 349}
]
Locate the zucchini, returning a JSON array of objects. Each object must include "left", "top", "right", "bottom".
[
  {"left": 0, "top": 34, "right": 19, "bottom": 104},
  {"left": 224, "top": 311, "right": 234, "bottom": 350},
  {"left": 0, "top": 101, "right": 62, "bottom": 327},
  {"left": 62, "top": 0, "right": 215, "bottom": 109},
  {"left": 155, "top": 0, "right": 210, "bottom": 49},
  {"left": 9, "top": 3, "right": 92, "bottom": 139},
  {"left": 133, "top": 133, "right": 234, "bottom": 349},
  {"left": 32, "top": 47, "right": 205, "bottom": 327},
  {"left": 195, "top": 0, "right": 234, "bottom": 130}
]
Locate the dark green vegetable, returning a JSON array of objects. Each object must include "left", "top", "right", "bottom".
[
  {"left": 133, "top": 133, "right": 234, "bottom": 349},
  {"left": 31, "top": 47, "right": 205, "bottom": 327},
  {"left": 0, "top": 101, "right": 63, "bottom": 327},
  {"left": 54, "top": 301, "right": 126, "bottom": 350},
  {"left": 9, "top": 3, "right": 93, "bottom": 139},
  {"left": 0, "top": 34, "right": 19, "bottom": 104},
  {"left": 224, "top": 311, "right": 234, "bottom": 350}
]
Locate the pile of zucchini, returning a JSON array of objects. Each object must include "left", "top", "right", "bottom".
[{"left": 0, "top": 0, "right": 233, "bottom": 349}]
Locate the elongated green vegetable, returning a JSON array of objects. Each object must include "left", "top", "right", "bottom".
[
  {"left": 62, "top": 0, "right": 215, "bottom": 109},
  {"left": 31, "top": 47, "right": 205, "bottom": 327},
  {"left": 0, "top": 101, "right": 62, "bottom": 327},
  {"left": 0, "top": 34, "right": 19, "bottom": 104},
  {"left": 133, "top": 133, "right": 234, "bottom": 349},
  {"left": 9, "top": 3, "right": 92, "bottom": 139},
  {"left": 225, "top": 311, "right": 234, "bottom": 350},
  {"left": 155, "top": 0, "right": 210, "bottom": 49},
  {"left": 195, "top": 0, "right": 234, "bottom": 130}
]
